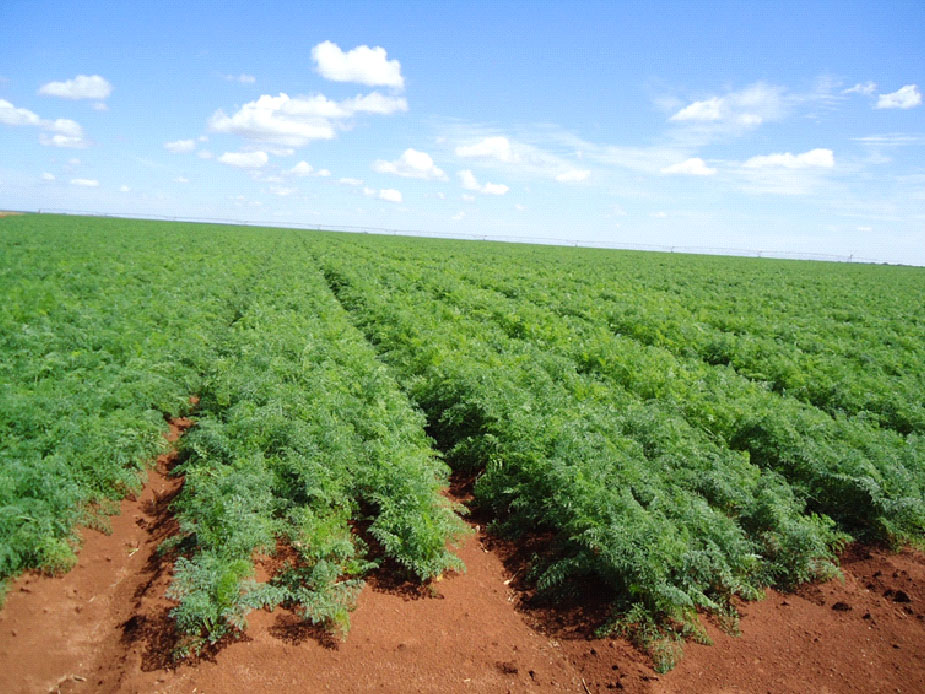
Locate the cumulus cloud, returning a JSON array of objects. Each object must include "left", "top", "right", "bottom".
[
  {"left": 742, "top": 148, "right": 834, "bottom": 169},
  {"left": 317, "top": 168, "right": 331, "bottom": 176},
  {"left": 0, "top": 98, "right": 42, "bottom": 127},
  {"left": 312, "top": 40, "right": 404, "bottom": 88},
  {"left": 660, "top": 157, "right": 717, "bottom": 176},
  {"left": 455, "top": 136, "right": 516, "bottom": 162},
  {"left": 843, "top": 82, "right": 877, "bottom": 95},
  {"left": 165, "top": 139, "right": 196, "bottom": 153},
  {"left": 373, "top": 148, "right": 446, "bottom": 179},
  {"left": 458, "top": 169, "right": 509, "bottom": 195},
  {"left": 39, "top": 119, "right": 87, "bottom": 148},
  {"left": 876, "top": 85, "right": 922, "bottom": 110},
  {"left": 219, "top": 150, "right": 268, "bottom": 168},
  {"left": 39, "top": 75, "right": 112, "bottom": 100},
  {"left": 70, "top": 178, "right": 99, "bottom": 187},
  {"left": 290, "top": 161, "right": 314, "bottom": 175},
  {"left": 555, "top": 169, "right": 590, "bottom": 183},
  {"left": 339, "top": 177, "right": 363, "bottom": 186},
  {"left": 669, "top": 83, "right": 785, "bottom": 129},
  {"left": 1, "top": 98, "right": 89, "bottom": 147},
  {"left": 209, "top": 92, "right": 406, "bottom": 147}
]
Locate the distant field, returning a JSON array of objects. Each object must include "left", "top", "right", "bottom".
[{"left": 1, "top": 213, "right": 923, "bottom": 667}]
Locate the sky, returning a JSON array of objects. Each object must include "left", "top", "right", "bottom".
[{"left": 1, "top": 0, "right": 923, "bottom": 264}]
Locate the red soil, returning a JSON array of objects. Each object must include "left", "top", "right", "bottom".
[{"left": 1, "top": 419, "right": 922, "bottom": 693}]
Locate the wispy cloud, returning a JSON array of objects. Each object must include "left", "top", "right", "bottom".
[
  {"left": 660, "top": 158, "right": 716, "bottom": 176},
  {"left": 164, "top": 139, "right": 196, "bottom": 153},
  {"left": 853, "top": 133, "right": 925, "bottom": 146},
  {"left": 218, "top": 150, "right": 268, "bottom": 168},
  {"left": 70, "top": 178, "right": 99, "bottom": 187},
  {"left": 225, "top": 73, "right": 256, "bottom": 84},
  {"left": 843, "top": 81, "right": 877, "bottom": 95}
]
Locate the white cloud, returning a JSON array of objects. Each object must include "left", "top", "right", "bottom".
[
  {"left": 39, "top": 75, "right": 112, "bottom": 100},
  {"left": 876, "top": 85, "right": 922, "bottom": 110},
  {"left": 119, "top": 184, "right": 130, "bottom": 192},
  {"left": 458, "top": 169, "right": 509, "bottom": 195},
  {"left": 219, "top": 150, "right": 268, "bottom": 168},
  {"left": 650, "top": 211, "right": 667, "bottom": 218},
  {"left": 339, "top": 177, "right": 363, "bottom": 186},
  {"left": 373, "top": 148, "right": 446, "bottom": 179},
  {"left": 0, "top": 98, "right": 42, "bottom": 127},
  {"left": 461, "top": 193, "right": 475, "bottom": 202},
  {"left": 271, "top": 186, "right": 295, "bottom": 196},
  {"left": 341, "top": 92, "right": 407, "bottom": 115},
  {"left": 455, "top": 136, "right": 516, "bottom": 162},
  {"left": 515, "top": 203, "right": 526, "bottom": 212},
  {"left": 91, "top": 102, "right": 108, "bottom": 111},
  {"left": 41, "top": 172, "right": 55, "bottom": 181},
  {"left": 660, "top": 157, "right": 717, "bottom": 176},
  {"left": 671, "top": 97, "right": 723, "bottom": 122},
  {"left": 197, "top": 150, "right": 214, "bottom": 159},
  {"left": 70, "top": 178, "right": 99, "bottom": 187},
  {"left": 853, "top": 133, "right": 925, "bottom": 146},
  {"left": 0, "top": 100, "right": 88, "bottom": 147},
  {"left": 742, "top": 148, "right": 834, "bottom": 169},
  {"left": 669, "top": 83, "right": 785, "bottom": 130},
  {"left": 843, "top": 82, "right": 877, "bottom": 95},
  {"left": 317, "top": 168, "right": 331, "bottom": 176},
  {"left": 379, "top": 188, "right": 402, "bottom": 203},
  {"left": 165, "top": 139, "right": 196, "bottom": 153},
  {"left": 68, "top": 158, "right": 80, "bottom": 165},
  {"left": 290, "top": 161, "right": 314, "bottom": 175},
  {"left": 226, "top": 74, "right": 256, "bottom": 84},
  {"left": 555, "top": 169, "right": 590, "bottom": 183},
  {"left": 208, "top": 92, "right": 406, "bottom": 148},
  {"left": 312, "top": 40, "right": 404, "bottom": 88},
  {"left": 175, "top": 176, "right": 189, "bottom": 183},
  {"left": 451, "top": 211, "right": 465, "bottom": 221},
  {"left": 39, "top": 119, "right": 87, "bottom": 148}
]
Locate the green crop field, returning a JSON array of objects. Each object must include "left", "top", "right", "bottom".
[{"left": 2, "top": 213, "right": 923, "bottom": 668}]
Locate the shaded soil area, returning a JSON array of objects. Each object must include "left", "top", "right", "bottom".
[{"left": 1, "top": 433, "right": 923, "bottom": 693}]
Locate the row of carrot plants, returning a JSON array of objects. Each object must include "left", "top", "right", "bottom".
[
  {"left": 312, "top": 238, "right": 844, "bottom": 670},
  {"left": 166, "top": 235, "right": 466, "bottom": 654},
  {"left": 328, "top": 235, "right": 923, "bottom": 546},
  {"left": 0, "top": 216, "right": 248, "bottom": 590}
]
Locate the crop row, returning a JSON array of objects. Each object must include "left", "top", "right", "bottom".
[{"left": 312, "top": 238, "right": 845, "bottom": 669}]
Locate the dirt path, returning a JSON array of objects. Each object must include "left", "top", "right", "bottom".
[{"left": 1, "top": 423, "right": 923, "bottom": 692}]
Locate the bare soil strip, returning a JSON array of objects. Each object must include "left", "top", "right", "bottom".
[
  {"left": 0, "top": 422, "right": 923, "bottom": 693},
  {"left": 0, "top": 416, "right": 193, "bottom": 694}
]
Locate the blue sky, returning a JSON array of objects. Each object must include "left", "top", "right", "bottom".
[{"left": 2, "top": 0, "right": 923, "bottom": 263}]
